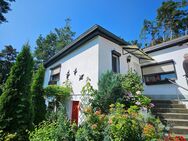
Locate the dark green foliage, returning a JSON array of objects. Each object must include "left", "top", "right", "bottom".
[
  {"left": 34, "top": 18, "right": 75, "bottom": 64},
  {"left": 0, "top": 45, "right": 18, "bottom": 86},
  {"left": 0, "top": 44, "right": 34, "bottom": 140},
  {"left": 31, "top": 64, "right": 46, "bottom": 125},
  {"left": 140, "top": 0, "right": 188, "bottom": 46},
  {"left": 92, "top": 71, "right": 125, "bottom": 113},
  {"left": 0, "top": 0, "right": 15, "bottom": 24}
]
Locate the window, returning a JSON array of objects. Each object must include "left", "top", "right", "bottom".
[
  {"left": 48, "top": 65, "right": 61, "bottom": 85},
  {"left": 112, "top": 50, "right": 121, "bottom": 73},
  {"left": 142, "top": 60, "right": 177, "bottom": 85}
]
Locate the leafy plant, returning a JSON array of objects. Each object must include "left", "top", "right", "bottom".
[
  {"left": 0, "top": 44, "right": 34, "bottom": 140},
  {"left": 29, "top": 106, "right": 77, "bottom": 141},
  {"left": 92, "top": 71, "right": 125, "bottom": 113},
  {"left": 31, "top": 64, "right": 46, "bottom": 125},
  {"left": 121, "top": 70, "right": 143, "bottom": 95},
  {"left": 29, "top": 121, "right": 57, "bottom": 141}
]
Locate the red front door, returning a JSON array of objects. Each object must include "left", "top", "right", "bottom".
[{"left": 71, "top": 101, "right": 79, "bottom": 125}]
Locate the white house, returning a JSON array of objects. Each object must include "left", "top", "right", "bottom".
[
  {"left": 43, "top": 24, "right": 188, "bottom": 123},
  {"left": 141, "top": 36, "right": 188, "bottom": 100},
  {"left": 43, "top": 25, "right": 151, "bottom": 124}
]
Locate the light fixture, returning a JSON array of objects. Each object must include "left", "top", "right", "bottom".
[{"left": 127, "top": 55, "right": 131, "bottom": 63}]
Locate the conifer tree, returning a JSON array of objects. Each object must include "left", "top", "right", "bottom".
[
  {"left": 31, "top": 64, "right": 46, "bottom": 125},
  {"left": 0, "top": 44, "right": 34, "bottom": 140}
]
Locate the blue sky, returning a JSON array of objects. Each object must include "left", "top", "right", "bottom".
[{"left": 0, "top": 0, "right": 164, "bottom": 51}]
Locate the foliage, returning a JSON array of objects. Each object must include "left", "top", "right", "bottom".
[
  {"left": 44, "top": 85, "right": 71, "bottom": 112},
  {"left": 140, "top": 0, "right": 188, "bottom": 46},
  {"left": 122, "top": 70, "right": 143, "bottom": 95},
  {"left": 0, "top": 0, "right": 15, "bottom": 24},
  {"left": 128, "top": 40, "right": 142, "bottom": 48},
  {"left": 34, "top": 18, "right": 75, "bottom": 64},
  {"left": 92, "top": 71, "right": 125, "bottom": 113},
  {"left": 76, "top": 108, "right": 107, "bottom": 141},
  {"left": 0, "top": 45, "right": 18, "bottom": 85},
  {"left": 76, "top": 103, "right": 165, "bottom": 141},
  {"left": 92, "top": 71, "right": 151, "bottom": 113},
  {"left": 0, "top": 130, "right": 17, "bottom": 141},
  {"left": 55, "top": 106, "right": 77, "bottom": 141},
  {"left": 44, "top": 85, "right": 71, "bottom": 100},
  {"left": 0, "top": 44, "right": 34, "bottom": 140},
  {"left": 31, "top": 64, "right": 46, "bottom": 125},
  {"left": 29, "top": 106, "right": 77, "bottom": 141},
  {"left": 29, "top": 121, "right": 57, "bottom": 141}
]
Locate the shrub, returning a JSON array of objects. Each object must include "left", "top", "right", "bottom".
[
  {"left": 76, "top": 103, "right": 165, "bottom": 141},
  {"left": 29, "top": 121, "right": 57, "bottom": 141},
  {"left": 29, "top": 106, "right": 76, "bottom": 141},
  {"left": 92, "top": 71, "right": 125, "bottom": 113},
  {"left": 0, "top": 44, "right": 34, "bottom": 140},
  {"left": 121, "top": 70, "right": 143, "bottom": 95},
  {"left": 31, "top": 64, "right": 46, "bottom": 125},
  {"left": 92, "top": 71, "right": 152, "bottom": 113},
  {"left": 76, "top": 107, "right": 107, "bottom": 141}
]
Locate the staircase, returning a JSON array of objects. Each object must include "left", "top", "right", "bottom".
[{"left": 152, "top": 100, "right": 188, "bottom": 138}]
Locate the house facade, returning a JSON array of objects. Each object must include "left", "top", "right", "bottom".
[
  {"left": 43, "top": 25, "right": 148, "bottom": 123},
  {"left": 141, "top": 36, "right": 188, "bottom": 100},
  {"left": 44, "top": 25, "right": 188, "bottom": 123}
]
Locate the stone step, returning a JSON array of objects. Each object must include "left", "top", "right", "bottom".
[
  {"left": 163, "top": 119, "right": 188, "bottom": 126},
  {"left": 152, "top": 108, "right": 188, "bottom": 113},
  {"left": 171, "top": 126, "right": 188, "bottom": 134},
  {"left": 156, "top": 113, "right": 188, "bottom": 119},
  {"left": 152, "top": 100, "right": 179, "bottom": 105},
  {"left": 154, "top": 104, "right": 186, "bottom": 108}
]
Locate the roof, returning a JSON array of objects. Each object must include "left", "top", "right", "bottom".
[
  {"left": 44, "top": 24, "right": 129, "bottom": 68},
  {"left": 143, "top": 35, "right": 188, "bottom": 53}
]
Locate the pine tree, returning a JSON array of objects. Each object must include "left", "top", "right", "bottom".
[
  {"left": 0, "top": 44, "right": 34, "bottom": 140},
  {"left": 31, "top": 64, "right": 46, "bottom": 125}
]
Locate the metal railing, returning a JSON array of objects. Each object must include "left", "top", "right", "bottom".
[{"left": 168, "top": 76, "right": 188, "bottom": 101}]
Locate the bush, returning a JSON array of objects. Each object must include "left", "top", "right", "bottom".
[
  {"left": 76, "top": 108, "right": 107, "bottom": 141},
  {"left": 29, "top": 106, "right": 76, "bottom": 141},
  {"left": 31, "top": 64, "right": 46, "bottom": 125},
  {"left": 92, "top": 71, "right": 125, "bottom": 113},
  {"left": 0, "top": 44, "right": 34, "bottom": 140},
  {"left": 92, "top": 71, "right": 152, "bottom": 113},
  {"left": 29, "top": 121, "right": 57, "bottom": 141},
  {"left": 76, "top": 103, "right": 165, "bottom": 141},
  {"left": 122, "top": 70, "right": 143, "bottom": 95}
]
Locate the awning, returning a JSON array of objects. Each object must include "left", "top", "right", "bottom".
[{"left": 122, "top": 45, "right": 154, "bottom": 61}]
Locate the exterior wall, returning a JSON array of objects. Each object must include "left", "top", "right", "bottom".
[
  {"left": 143, "top": 43, "right": 188, "bottom": 100},
  {"left": 98, "top": 36, "right": 141, "bottom": 77},
  {"left": 44, "top": 36, "right": 100, "bottom": 122},
  {"left": 43, "top": 35, "right": 142, "bottom": 123}
]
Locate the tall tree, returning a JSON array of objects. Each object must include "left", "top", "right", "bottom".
[
  {"left": 0, "top": 0, "right": 15, "bottom": 24},
  {"left": 31, "top": 64, "right": 46, "bottom": 125},
  {"left": 0, "top": 44, "right": 34, "bottom": 140},
  {"left": 34, "top": 18, "right": 75, "bottom": 64},
  {"left": 140, "top": 0, "right": 188, "bottom": 47},
  {"left": 0, "top": 45, "right": 17, "bottom": 95}
]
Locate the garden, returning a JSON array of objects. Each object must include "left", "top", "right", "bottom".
[{"left": 0, "top": 46, "right": 186, "bottom": 141}]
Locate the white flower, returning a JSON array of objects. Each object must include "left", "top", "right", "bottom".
[{"left": 136, "top": 91, "right": 141, "bottom": 95}]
